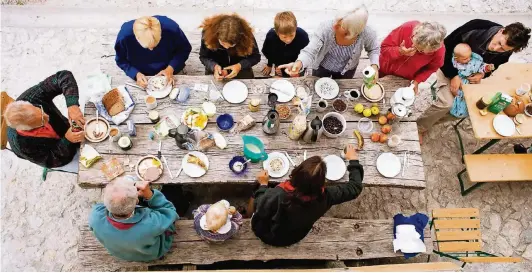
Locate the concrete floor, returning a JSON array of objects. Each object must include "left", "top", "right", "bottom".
[{"left": 1, "top": 2, "right": 531, "bottom": 271}]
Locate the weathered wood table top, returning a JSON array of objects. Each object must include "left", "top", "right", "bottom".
[{"left": 79, "top": 74, "right": 426, "bottom": 189}]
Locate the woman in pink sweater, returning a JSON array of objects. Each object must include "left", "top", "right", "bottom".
[{"left": 379, "top": 21, "right": 446, "bottom": 94}]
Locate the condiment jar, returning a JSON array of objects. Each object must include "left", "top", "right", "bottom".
[{"left": 249, "top": 98, "right": 260, "bottom": 112}]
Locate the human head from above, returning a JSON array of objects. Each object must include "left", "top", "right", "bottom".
[
  {"left": 488, "top": 22, "right": 531, "bottom": 53},
  {"left": 274, "top": 11, "right": 298, "bottom": 44},
  {"left": 204, "top": 200, "right": 236, "bottom": 233},
  {"left": 200, "top": 13, "right": 255, "bottom": 56},
  {"left": 133, "top": 16, "right": 162, "bottom": 50},
  {"left": 4, "top": 101, "right": 49, "bottom": 131},
  {"left": 289, "top": 156, "right": 327, "bottom": 199},
  {"left": 333, "top": 5, "right": 369, "bottom": 40},
  {"left": 454, "top": 43, "right": 472, "bottom": 64},
  {"left": 104, "top": 178, "right": 138, "bottom": 218},
  {"left": 412, "top": 21, "right": 446, "bottom": 54}
]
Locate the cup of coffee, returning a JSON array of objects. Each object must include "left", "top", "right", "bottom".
[
  {"left": 387, "top": 135, "right": 402, "bottom": 148},
  {"left": 344, "top": 89, "right": 360, "bottom": 101},
  {"left": 317, "top": 99, "right": 328, "bottom": 113},
  {"left": 109, "top": 126, "right": 121, "bottom": 142},
  {"left": 145, "top": 95, "right": 157, "bottom": 110}
]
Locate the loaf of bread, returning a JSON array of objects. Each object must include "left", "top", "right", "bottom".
[{"left": 102, "top": 88, "right": 125, "bottom": 116}]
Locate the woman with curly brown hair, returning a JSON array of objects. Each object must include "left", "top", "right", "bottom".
[{"left": 199, "top": 14, "right": 261, "bottom": 80}]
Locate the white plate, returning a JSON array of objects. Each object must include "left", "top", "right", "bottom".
[
  {"left": 323, "top": 155, "right": 346, "bottom": 181},
  {"left": 182, "top": 151, "right": 210, "bottom": 178},
  {"left": 376, "top": 153, "right": 401, "bottom": 178},
  {"left": 222, "top": 80, "right": 248, "bottom": 104},
  {"left": 84, "top": 117, "right": 110, "bottom": 142},
  {"left": 493, "top": 114, "right": 516, "bottom": 137},
  {"left": 146, "top": 76, "right": 172, "bottom": 99},
  {"left": 270, "top": 80, "right": 295, "bottom": 103},
  {"left": 181, "top": 108, "right": 208, "bottom": 130},
  {"left": 262, "top": 152, "right": 290, "bottom": 178},
  {"left": 315, "top": 77, "right": 339, "bottom": 100}
]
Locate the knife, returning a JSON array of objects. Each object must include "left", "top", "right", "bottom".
[
  {"left": 401, "top": 151, "right": 408, "bottom": 177},
  {"left": 162, "top": 155, "right": 173, "bottom": 179},
  {"left": 285, "top": 152, "right": 296, "bottom": 166},
  {"left": 157, "top": 141, "right": 162, "bottom": 160},
  {"left": 125, "top": 82, "right": 146, "bottom": 91}
]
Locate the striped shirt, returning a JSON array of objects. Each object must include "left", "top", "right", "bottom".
[{"left": 321, "top": 40, "right": 358, "bottom": 73}]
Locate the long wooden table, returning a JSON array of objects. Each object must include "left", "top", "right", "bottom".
[{"left": 78, "top": 74, "right": 426, "bottom": 189}]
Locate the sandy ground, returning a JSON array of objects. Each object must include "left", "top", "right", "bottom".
[{"left": 1, "top": 2, "right": 532, "bottom": 271}]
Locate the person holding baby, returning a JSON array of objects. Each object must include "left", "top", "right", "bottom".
[{"left": 417, "top": 20, "right": 530, "bottom": 141}]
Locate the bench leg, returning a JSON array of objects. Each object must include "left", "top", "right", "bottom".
[
  {"left": 458, "top": 168, "right": 485, "bottom": 196},
  {"left": 472, "top": 139, "right": 500, "bottom": 155},
  {"left": 42, "top": 168, "right": 49, "bottom": 182},
  {"left": 453, "top": 118, "right": 467, "bottom": 163}
]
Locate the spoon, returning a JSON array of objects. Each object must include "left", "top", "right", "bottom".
[{"left": 93, "top": 110, "right": 103, "bottom": 139}]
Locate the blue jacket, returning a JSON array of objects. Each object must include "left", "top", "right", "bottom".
[
  {"left": 89, "top": 190, "right": 179, "bottom": 262},
  {"left": 115, "top": 15, "right": 192, "bottom": 80}
]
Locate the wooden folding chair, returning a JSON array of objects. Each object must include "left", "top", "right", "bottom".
[{"left": 430, "top": 208, "right": 521, "bottom": 268}]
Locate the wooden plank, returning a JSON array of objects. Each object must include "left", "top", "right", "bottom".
[
  {"left": 433, "top": 219, "right": 480, "bottom": 229},
  {"left": 85, "top": 73, "right": 414, "bottom": 124},
  {"left": 78, "top": 218, "right": 433, "bottom": 271},
  {"left": 438, "top": 242, "right": 482, "bottom": 252},
  {"left": 213, "top": 262, "right": 460, "bottom": 272},
  {"left": 77, "top": 122, "right": 425, "bottom": 188},
  {"left": 481, "top": 63, "right": 532, "bottom": 88},
  {"left": 432, "top": 208, "right": 479, "bottom": 218},
  {"left": 459, "top": 257, "right": 522, "bottom": 263},
  {"left": 462, "top": 82, "right": 532, "bottom": 140},
  {"left": 435, "top": 230, "right": 481, "bottom": 241},
  {"left": 464, "top": 154, "right": 532, "bottom": 182}
]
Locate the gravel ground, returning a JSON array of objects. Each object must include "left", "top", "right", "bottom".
[{"left": 1, "top": 2, "right": 532, "bottom": 271}]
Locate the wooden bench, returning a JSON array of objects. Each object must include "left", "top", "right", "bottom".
[
  {"left": 431, "top": 208, "right": 522, "bottom": 268},
  {"left": 457, "top": 154, "right": 532, "bottom": 195},
  {"left": 78, "top": 217, "right": 433, "bottom": 271},
  {"left": 211, "top": 262, "right": 461, "bottom": 272}
]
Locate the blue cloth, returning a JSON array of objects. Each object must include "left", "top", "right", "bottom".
[
  {"left": 451, "top": 90, "right": 469, "bottom": 118},
  {"left": 115, "top": 15, "right": 192, "bottom": 80},
  {"left": 393, "top": 213, "right": 429, "bottom": 259},
  {"left": 450, "top": 52, "right": 488, "bottom": 118},
  {"left": 89, "top": 189, "right": 179, "bottom": 262}
]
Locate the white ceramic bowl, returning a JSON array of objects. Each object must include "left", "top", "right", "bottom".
[{"left": 323, "top": 112, "right": 347, "bottom": 138}]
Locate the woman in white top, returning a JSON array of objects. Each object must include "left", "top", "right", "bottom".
[{"left": 280, "top": 5, "right": 380, "bottom": 80}]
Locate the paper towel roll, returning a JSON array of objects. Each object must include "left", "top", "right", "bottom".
[{"left": 363, "top": 66, "right": 376, "bottom": 88}]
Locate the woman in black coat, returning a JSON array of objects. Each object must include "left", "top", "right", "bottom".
[{"left": 250, "top": 144, "right": 364, "bottom": 247}]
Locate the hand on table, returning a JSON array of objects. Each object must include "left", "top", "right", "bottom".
[
  {"left": 450, "top": 76, "right": 461, "bottom": 96},
  {"left": 224, "top": 63, "right": 242, "bottom": 79},
  {"left": 278, "top": 61, "right": 303, "bottom": 77},
  {"left": 262, "top": 65, "right": 272, "bottom": 76},
  {"left": 467, "top": 72, "right": 484, "bottom": 84},
  {"left": 213, "top": 65, "right": 229, "bottom": 81},
  {"left": 345, "top": 144, "right": 359, "bottom": 161},
  {"left": 257, "top": 170, "right": 269, "bottom": 186},
  {"left": 399, "top": 40, "right": 416, "bottom": 56},
  {"left": 156, "top": 66, "right": 175, "bottom": 86},
  {"left": 136, "top": 180, "right": 153, "bottom": 199},
  {"left": 65, "top": 128, "right": 85, "bottom": 143},
  {"left": 136, "top": 72, "right": 148, "bottom": 88},
  {"left": 68, "top": 105, "right": 85, "bottom": 126}
]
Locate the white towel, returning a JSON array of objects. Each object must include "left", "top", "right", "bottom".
[{"left": 393, "top": 224, "right": 427, "bottom": 254}]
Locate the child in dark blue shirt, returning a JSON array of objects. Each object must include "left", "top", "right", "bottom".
[{"left": 261, "top": 12, "right": 310, "bottom": 77}]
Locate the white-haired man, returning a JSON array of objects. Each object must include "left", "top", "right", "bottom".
[
  {"left": 89, "top": 177, "right": 179, "bottom": 262},
  {"left": 279, "top": 5, "right": 380, "bottom": 80},
  {"left": 5, "top": 70, "right": 85, "bottom": 168}
]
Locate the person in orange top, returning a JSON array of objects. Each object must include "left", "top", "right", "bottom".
[{"left": 379, "top": 21, "right": 447, "bottom": 94}]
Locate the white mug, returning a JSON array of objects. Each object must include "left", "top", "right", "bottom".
[
  {"left": 317, "top": 99, "right": 328, "bottom": 112},
  {"left": 344, "top": 89, "right": 361, "bottom": 101},
  {"left": 387, "top": 135, "right": 402, "bottom": 148},
  {"left": 145, "top": 95, "right": 157, "bottom": 110},
  {"left": 109, "top": 126, "right": 122, "bottom": 142},
  {"left": 516, "top": 83, "right": 531, "bottom": 96}
]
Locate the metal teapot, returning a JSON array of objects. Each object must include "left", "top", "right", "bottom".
[{"left": 302, "top": 116, "right": 324, "bottom": 143}]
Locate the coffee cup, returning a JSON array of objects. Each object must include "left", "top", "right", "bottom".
[
  {"left": 145, "top": 95, "right": 157, "bottom": 110},
  {"left": 344, "top": 89, "right": 360, "bottom": 101},
  {"left": 317, "top": 99, "right": 328, "bottom": 113},
  {"left": 387, "top": 135, "right": 402, "bottom": 148},
  {"left": 109, "top": 126, "right": 121, "bottom": 142},
  {"left": 148, "top": 110, "right": 160, "bottom": 124}
]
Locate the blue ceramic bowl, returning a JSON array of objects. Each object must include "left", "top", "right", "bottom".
[
  {"left": 216, "top": 113, "right": 234, "bottom": 131},
  {"left": 229, "top": 156, "right": 248, "bottom": 174}
]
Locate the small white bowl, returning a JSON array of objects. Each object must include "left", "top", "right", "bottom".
[
  {"left": 357, "top": 117, "right": 374, "bottom": 133},
  {"left": 323, "top": 112, "right": 347, "bottom": 138}
]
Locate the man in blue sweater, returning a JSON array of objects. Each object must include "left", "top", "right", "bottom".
[
  {"left": 89, "top": 177, "right": 178, "bottom": 262},
  {"left": 115, "top": 16, "right": 192, "bottom": 88}
]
